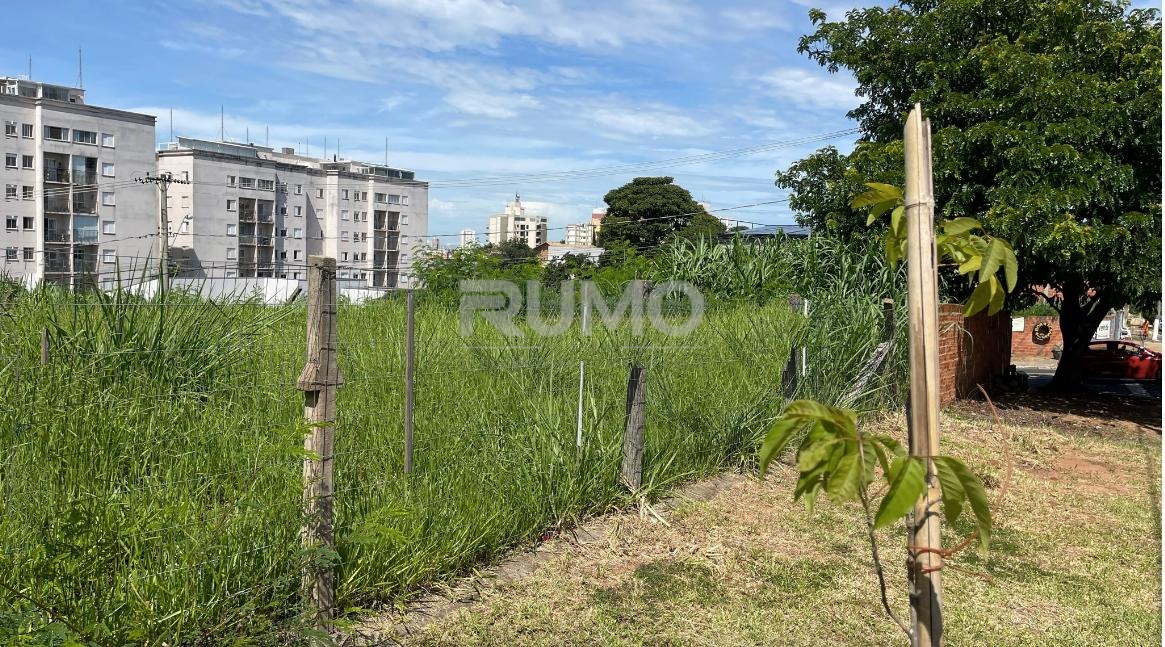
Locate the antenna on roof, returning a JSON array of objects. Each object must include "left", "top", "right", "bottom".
[
  {"left": 169, "top": 108, "right": 173, "bottom": 141},
  {"left": 385, "top": 136, "right": 388, "bottom": 167},
  {"left": 220, "top": 105, "right": 224, "bottom": 142},
  {"left": 266, "top": 125, "right": 269, "bottom": 148},
  {"left": 245, "top": 126, "right": 249, "bottom": 143},
  {"left": 77, "top": 48, "right": 83, "bottom": 89},
  {"left": 28, "top": 55, "right": 31, "bottom": 79}
]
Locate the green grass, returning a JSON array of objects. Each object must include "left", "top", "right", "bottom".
[{"left": 0, "top": 280, "right": 896, "bottom": 643}]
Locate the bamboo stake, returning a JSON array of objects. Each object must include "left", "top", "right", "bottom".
[
  {"left": 404, "top": 289, "right": 415, "bottom": 474},
  {"left": 904, "top": 103, "right": 943, "bottom": 646}
]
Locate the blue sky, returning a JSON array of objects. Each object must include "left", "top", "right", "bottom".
[{"left": 8, "top": 0, "right": 871, "bottom": 241}]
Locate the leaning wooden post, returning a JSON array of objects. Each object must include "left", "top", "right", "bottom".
[
  {"left": 296, "top": 256, "right": 343, "bottom": 621},
  {"left": 904, "top": 103, "right": 943, "bottom": 646},
  {"left": 621, "top": 365, "right": 648, "bottom": 491},
  {"left": 782, "top": 294, "right": 803, "bottom": 399},
  {"left": 404, "top": 289, "right": 416, "bottom": 474}
]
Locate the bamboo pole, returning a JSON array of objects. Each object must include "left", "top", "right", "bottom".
[
  {"left": 904, "top": 103, "right": 943, "bottom": 646},
  {"left": 404, "top": 289, "right": 415, "bottom": 474},
  {"left": 297, "top": 256, "right": 343, "bottom": 621}
]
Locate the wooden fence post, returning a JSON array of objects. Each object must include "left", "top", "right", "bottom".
[
  {"left": 782, "top": 294, "right": 803, "bottom": 399},
  {"left": 621, "top": 365, "right": 648, "bottom": 491},
  {"left": 404, "top": 289, "right": 415, "bottom": 474},
  {"left": 296, "top": 256, "right": 343, "bottom": 621},
  {"left": 40, "top": 329, "right": 48, "bottom": 365},
  {"left": 904, "top": 103, "right": 943, "bottom": 646}
]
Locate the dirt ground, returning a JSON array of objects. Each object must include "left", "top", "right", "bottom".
[{"left": 346, "top": 391, "right": 1161, "bottom": 646}]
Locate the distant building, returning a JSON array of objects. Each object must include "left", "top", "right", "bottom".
[
  {"left": 590, "top": 207, "right": 606, "bottom": 238},
  {"left": 0, "top": 77, "right": 157, "bottom": 290},
  {"left": 564, "top": 222, "right": 595, "bottom": 246},
  {"left": 157, "top": 137, "right": 428, "bottom": 289},
  {"left": 735, "top": 224, "right": 810, "bottom": 239},
  {"left": 535, "top": 242, "right": 603, "bottom": 264},
  {"left": 486, "top": 193, "right": 547, "bottom": 247},
  {"left": 459, "top": 228, "right": 476, "bottom": 247}
]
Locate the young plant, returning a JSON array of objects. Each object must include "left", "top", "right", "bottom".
[{"left": 853, "top": 182, "right": 1018, "bottom": 315}]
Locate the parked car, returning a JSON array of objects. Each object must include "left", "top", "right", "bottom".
[{"left": 1082, "top": 340, "right": 1161, "bottom": 381}]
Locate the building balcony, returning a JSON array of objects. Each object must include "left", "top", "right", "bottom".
[
  {"left": 238, "top": 235, "right": 256, "bottom": 245},
  {"left": 44, "top": 197, "right": 71, "bottom": 214},
  {"left": 72, "top": 228, "right": 98, "bottom": 244},
  {"left": 44, "top": 230, "right": 70, "bottom": 243},
  {"left": 72, "top": 171, "right": 98, "bottom": 186},
  {"left": 45, "top": 260, "right": 70, "bottom": 273},
  {"left": 44, "top": 169, "right": 70, "bottom": 184},
  {"left": 72, "top": 195, "right": 98, "bottom": 214},
  {"left": 257, "top": 237, "right": 273, "bottom": 247}
]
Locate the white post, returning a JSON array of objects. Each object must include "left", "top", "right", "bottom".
[{"left": 576, "top": 360, "right": 585, "bottom": 450}]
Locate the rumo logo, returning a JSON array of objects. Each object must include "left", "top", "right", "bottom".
[{"left": 459, "top": 280, "right": 705, "bottom": 337}]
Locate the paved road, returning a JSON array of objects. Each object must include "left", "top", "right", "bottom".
[{"left": 1019, "top": 366, "right": 1162, "bottom": 400}]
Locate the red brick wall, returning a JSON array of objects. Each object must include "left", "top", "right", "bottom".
[
  {"left": 1011, "top": 316, "right": 1063, "bottom": 359},
  {"left": 937, "top": 304, "right": 1012, "bottom": 406}
]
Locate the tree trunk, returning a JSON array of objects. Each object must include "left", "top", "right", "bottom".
[{"left": 1048, "top": 284, "right": 1114, "bottom": 391}]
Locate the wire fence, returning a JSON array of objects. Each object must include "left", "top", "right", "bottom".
[{"left": 0, "top": 265, "right": 902, "bottom": 642}]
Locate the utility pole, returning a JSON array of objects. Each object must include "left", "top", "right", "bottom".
[{"left": 136, "top": 172, "right": 190, "bottom": 293}]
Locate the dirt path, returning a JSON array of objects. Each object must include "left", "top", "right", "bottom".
[{"left": 347, "top": 394, "right": 1161, "bottom": 646}]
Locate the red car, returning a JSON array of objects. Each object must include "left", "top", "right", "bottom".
[{"left": 1082, "top": 340, "right": 1162, "bottom": 381}]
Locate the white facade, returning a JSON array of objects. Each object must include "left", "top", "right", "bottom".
[
  {"left": 157, "top": 138, "right": 428, "bottom": 289},
  {"left": 486, "top": 194, "right": 547, "bottom": 247},
  {"left": 564, "top": 222, "right": 594, "bottom": 246},
  {"left": 0, "top": 77, "right": 156, "bottom": 289},
  {"left": 459, "top": 228, "right": 476, "bottom": 247}
]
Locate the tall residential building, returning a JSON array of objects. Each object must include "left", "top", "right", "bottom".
[
  {"left": 157, "top": 138, "right": 428, "bottom": 288},
  {"left": 486, "top": 193, "right": 547, "bottom": 247},
  {"left": 564, "top": 222, "right": 594, "bottom": 246},
  {"left": 590, "top": 207, "right": 606, "bottom": 239},
  {"left": 0, "top": 77, "right": 156, "bottom": 289},
  {"left": 459, "top": 228, "right": 476, "bottom": 247}
]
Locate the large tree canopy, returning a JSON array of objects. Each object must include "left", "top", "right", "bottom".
[
  {"left": 776, "top": 0, "right": 1161, "bottom": 389},
  {"left": 597, "top": 177, "right": 722, "bottom": 250}
]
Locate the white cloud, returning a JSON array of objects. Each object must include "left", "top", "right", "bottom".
[
  {"left": 576, "top": 101, "right": 716, "bottom": 138},
  {"left": 444, "top": 90, "right": 540, "bottom": 119},
  {"left": 720, "top": 7, "right": 793, "bottom": 31},
  {"left": 757, "top": 67, "right": 859, "bottom": 110}
]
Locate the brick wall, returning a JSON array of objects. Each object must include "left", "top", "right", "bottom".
[
  {"left": 1011, "top": 316, "right": 1063, "bottom": 359},
  {"left": 937, "top": 304, "right": 1012, "bottom": 406}
]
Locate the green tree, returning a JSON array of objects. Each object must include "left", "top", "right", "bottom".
[
  {"left": 777, "top": 0, "right": 1161, "bottom": 389},
  {"left": 596, "top": 177, "right": 710, "bottom": 250},
  {"left": 673, "top": 211, "right": 727, "bottom": 244}
]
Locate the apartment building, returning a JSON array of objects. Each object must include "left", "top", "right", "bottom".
[
  {"left": 459, "top": 228, "right": 476, "bottom": 247},
  {"left": 564, "top": 222, "right": 594, "bottom": 246},
  {"left": 157, "top": 137, "right": 428, "bottom": 288},
  {"left": 486, "top": 194, "right": 547, "bottom": 247},
  {"left": 0, "top": 77, "right": 156, "bottom": 289}
]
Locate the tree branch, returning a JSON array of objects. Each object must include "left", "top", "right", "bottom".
[{"left": 858, "top": 484, "right": 913, "bottom": 639}]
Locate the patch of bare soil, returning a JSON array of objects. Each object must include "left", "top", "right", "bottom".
[
  {"left": 1029, "top": 452, "right": 1132, "bottom": 495},
  {"left": 950, "top": 391, "right": 1161, "bottom": 438}
]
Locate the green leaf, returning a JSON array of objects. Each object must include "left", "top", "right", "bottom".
[
  {"left": 759, "top": 417, "right": 801, "bottom": 477},
  {"left": 798, "top": 434, "right": 839, "bottom": 472},
  {"left": 890, "top": 205, "right": 905, "bottom": 237},
  {"left": 1001, "top": 241, "right": 1018, "bottom": 292},
  {"left": 885, "top": 233, "right": 901, "bottom": 266},
  {"left": 987, "top": 275, "right": 1005, "bottom": 315},
  {"left": 978, "top": 238, "right": 1007, "bottom": 284},
  {"left": 826, "top": 447, "right": 865, "bottom": 503},
  {"left": 874, "top": 456, "right": 926, "bottom": 529},
  {"left": 957, "top": 255, "right": 981, "bottom": 275},
  {"left": 964, "top": 276, "right": 994, "bottom": 316},
  {"left": 851, "top": 182, "right": 903, "bottom": 209},
  {"left": 783, "top": 400, "right": 857, "bottom": 433},
  {"left": 942, "top": 217, "right": 982, "bottom": 236},
  {"left": 933, "top": 456, "right": 992, "bottom": 550},
  {"left": 932, "top": 456, "right": 966, "bottom": 524}
]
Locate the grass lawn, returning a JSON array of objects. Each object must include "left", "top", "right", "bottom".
[{"left": 364, "top": 393, "right": 1162, "bottom": 646}]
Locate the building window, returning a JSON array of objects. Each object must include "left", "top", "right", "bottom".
[
  {"left": 316, "top": 188, "right": 324, "bottom": 198},
  {"left": 239, "top": 177, "right": 255, "bottom": 189},
  {"left": 22, "top": 247, "right": 33, "bottom": 261},
  {"left": 227, "top": 175, "right": 236, "bottom": 187},
  {"left": 43, "top": 126, "right": 68, "bottom": 140},
  {"left": 101, "top": 133, "right": 115, "bottom": 147},
  {"left": 179, "top": 221, "right": 189, "bottom": 233},
  {"left": 278, "top": 228, "right": 287, "bottom": 237},
  {"left": 340, "top": 231, "right": 349, "bottom": 242},
  {"left": 4, "top": 121, "right": 15, "bottom": 137},
  {"left": 293, "top": 228, "right": 303, "bottom": 239},
  {"left": 72, "top": 130, "right": 97, "bottom": 145},
  {"left": 226, "top": 269, "right": 237, "bottom": 278},
  {"left": 258, "top": 179, "right": 274, "bottom": 191},
  {"left": 101, "top": 162, "right": 115, "bottom": 177},
  {"left": 5, "top": 216, "right": 15, "bottom": 230},
  {"left": 102, "top": 249, "right": 115, "bottom": 263},
  {"left": 3, "top": 154, "right": 13, "bottom": 168},
  {"left": 342, "top": 189, "right": 349, "bottom": 200},
  {"left": 402, "top": 195, "right": 409, "bottom": 206},
  {"left": 401, "top": 235, "right": 409, "bottom": 245},
  {"left": 5, "top": 185, "right": 15, "bottom": 199},
  {"left": 101, "top": 192, "right": 115, "bottom": 206},
  {"left": 341, "top": 252, "right": 349, "bottom": 261},
  {"left": 21, "top": 124, "right": 33, "bottom": 138},
  {"left": 279, "top": 206, "right": 287, "bottom": 216},
  {"left": 401, "top": 214, "right": 409, "bottom": 226},
  {"left": 22, "top": 217, "right": 33, "bottom": 230},
  {"left": 341, "top": 210, "right": 349, "bottom": 221},
  {"left": 102, "top": 220, "right": 115, "bottom": 235},
  {"left": 5, "top": 248, "right": 15, "bottom": 261},
  {"left": 375, "top": 193, "right": 386, "bottom": 203},
  {"left": 294, "top": 206, "right": 302, "bottom": 217},
  {"left": 226, "top": 248, "right": 237, "bottom": 260},
  {"left": 226, "top": 199, "right": 236, "bottom": 211},
  {"left": 21, "top": 186, "right": 32, "bottom": 200},
  {"left": 21, "top": 155, "right": 32, "bottom": 169},
  {"left": 294, "top": 184, "right": 302, "bottom": 195},
  {"left": 293, "top": 250, "right": 302, "bottom": 260},
  {"left": 226, "top": 223, "right": 237, "bottom": 236}
]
